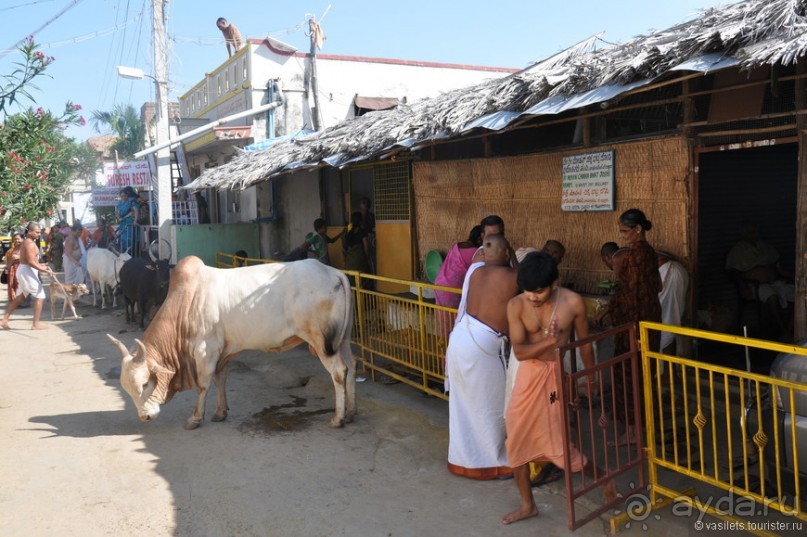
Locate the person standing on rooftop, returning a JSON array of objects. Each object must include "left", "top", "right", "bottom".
[{"left": 216, "top": 17, "right": 243, "bottom": 58}]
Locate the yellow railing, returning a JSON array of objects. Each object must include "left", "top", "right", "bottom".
[
  {"left": 638, "top": 321, "right": 807, "bottom": 536},
  {"left": 216, "top": 253, "right": 807, "bottom": 534},
  {"left": 214, "top": 252, "right": 460, "bottom": 398},
  {"left": 346, "top": 271, "right": 461, "bottom": 400}
]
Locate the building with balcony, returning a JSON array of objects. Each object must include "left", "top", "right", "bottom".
[{"left": 174, "top": 37, "right": 517, "bottom": 280}]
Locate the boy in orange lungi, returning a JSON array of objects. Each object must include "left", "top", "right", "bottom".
[{"left": 501, "top": 251, "right": 616, "bottom": 525}]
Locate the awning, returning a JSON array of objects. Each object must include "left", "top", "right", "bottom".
[{"left": 354, "top": 96, "right": 400, "bottom": 111}]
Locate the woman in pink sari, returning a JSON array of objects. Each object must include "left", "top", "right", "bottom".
[{"left": 434, "top": 225, "right": 483, "bottom": 308}]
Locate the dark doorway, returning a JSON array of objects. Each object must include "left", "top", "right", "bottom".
[{"left": 696, "top": 143, "right": 797, "bottom": 367}]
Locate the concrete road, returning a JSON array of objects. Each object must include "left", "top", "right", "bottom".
[{"left": 0, "top": 281, "right": 702, "bottom": 537}]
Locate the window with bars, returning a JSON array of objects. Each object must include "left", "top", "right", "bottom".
[{"left": 373, "top": 162, "right": 410, "bottom": 221}]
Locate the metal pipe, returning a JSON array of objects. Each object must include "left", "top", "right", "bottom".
[{"left": 267, "top": 80, "right": 276, "bottom": 139}]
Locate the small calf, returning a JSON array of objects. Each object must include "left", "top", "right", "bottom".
[{"left": 50, "top": 282, "right": 90, "bottom": 320}]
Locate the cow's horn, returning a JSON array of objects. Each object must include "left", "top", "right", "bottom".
[
  {"left": 107, "top": 334, "right": 131, "bottom": 359},
  {"left": 133, "top": 338, "right": 148, "bottom": 364},
  {"left": 148, "top": 240, "right": 158, "bottom": 263}
]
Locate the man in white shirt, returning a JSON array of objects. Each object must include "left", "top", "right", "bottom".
[{"left": 657, "top": 251, "right": 688, "bottom": 354}]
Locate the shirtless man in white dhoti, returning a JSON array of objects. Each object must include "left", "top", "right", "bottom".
[
  {"left": 446, "top": 233, "right": 519, "bottom": 479},
  {"left": 2, "top": 222, "right": 55, "bottom": 330}
]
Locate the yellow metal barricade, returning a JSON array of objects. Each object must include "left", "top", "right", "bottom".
[
  {"left": 214, "top": 253, "right": 807, "bottom": 534},
  {"left": 638, "top": 321, "right": 807, "bottom": 536},
  {"left": 344, "top": 270, "right": 459, "bottom": 399}
]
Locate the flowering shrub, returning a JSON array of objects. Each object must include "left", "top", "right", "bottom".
[
  {"left": 0, "top": 37, "right": 54, "bottom": 115},
  {"left": 0, "top": 38, "right": 94, "bottom": 229}
]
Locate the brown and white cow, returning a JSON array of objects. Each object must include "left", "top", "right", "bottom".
[{"left": 108, "top": 255, "right": 355, "bottom": 430}]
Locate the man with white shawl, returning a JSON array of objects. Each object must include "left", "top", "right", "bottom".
[{"left": 445, "top": 234, "right": 519, "bottom": 480}]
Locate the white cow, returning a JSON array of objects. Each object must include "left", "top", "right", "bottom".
[
  {"left": 108, "top": 256, "right": 356, "bottom": 430},
  {"left": 86, "top": 247, "right": 131, "bottom": 309}
]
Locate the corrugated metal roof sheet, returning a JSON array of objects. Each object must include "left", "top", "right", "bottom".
[{"left": 243, "top": 130, "right": 316, "bottom": 151}]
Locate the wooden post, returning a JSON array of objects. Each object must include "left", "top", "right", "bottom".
[
  {"left": 582, "top": 116, "right": 591, "bottom": 147},
  {"left": 795, "top": 59, "right": 807, "bottom": 339},
  {"left": 683, "top": 78, "right": 698, "bottom": 346}
]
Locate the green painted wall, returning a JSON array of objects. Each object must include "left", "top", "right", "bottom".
[{"left": 174, "top": 223, "right": 260, "bottom": 266}]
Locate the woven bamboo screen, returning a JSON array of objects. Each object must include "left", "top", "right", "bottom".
[{"left": 413, "top": 136, "right": 690, "bottom": 294}]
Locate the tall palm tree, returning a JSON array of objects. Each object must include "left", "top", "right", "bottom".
[{"left": 90, "top": 104, "right": 146, "bottom": 159}]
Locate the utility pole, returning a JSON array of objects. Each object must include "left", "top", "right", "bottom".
[
  {"left": 152, "top": 0, "right": 173, "bottom": 260},
  {"left": 308, "top": 17, "right": 322, "bottom": 131}
]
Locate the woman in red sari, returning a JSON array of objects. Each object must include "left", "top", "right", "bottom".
[
  {"left": 607, "top": 209, "right": 661, "bottom": 445},
  {"left": 4, "top": 232, "right": 24, "bottom": 302}
]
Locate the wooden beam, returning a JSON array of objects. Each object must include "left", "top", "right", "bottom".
[
  {"left": 695, "top": 124, "right": 797, "bottom": 137},
  {"left": 683, "top": 79, "right": 698, "bottom": 336},
  {"left": 484, "top": 135, "right": 493, "bottom": 157},
  {"left": 683, "top": 108, "right": 807, "bottom": 128},
  {"left": 582, "top": 116, "right": 591, "bottom": 146}
]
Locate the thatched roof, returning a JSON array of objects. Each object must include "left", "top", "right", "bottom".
[{"left": 187, "top": 0, "right": 807, "bottom": 192}]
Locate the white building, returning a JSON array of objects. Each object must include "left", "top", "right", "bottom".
[{"left": 174, "top": 37, "right": 516, "bottom": 279}]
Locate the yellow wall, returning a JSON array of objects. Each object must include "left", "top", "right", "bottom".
[{"left": 376, "top": 221, "right": 412, "bottom": 294}]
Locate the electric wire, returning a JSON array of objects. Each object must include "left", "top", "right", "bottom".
[
  {"left": 0, "top": 0, "right": 58, "bottom": 13},
  {"left": 110, "top": 0, "right": 133, "bottom": 108},
  {"left": 97, "top": 0, "right": 126, "bottom": 117},
  {"left": 0, "top": 16, "right": 144, "bottom": 57},
  {"left": 7, "top": 0, "right": 85, "bottom": 50},
  {"left": 126, "top": 0, "right": 147, "bottom": 103}
]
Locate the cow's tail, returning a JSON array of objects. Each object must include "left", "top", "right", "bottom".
[{"left": 324, "top": 271, "right": 353, "bottom": 357}]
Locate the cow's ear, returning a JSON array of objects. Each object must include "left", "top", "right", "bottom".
[
  {"left": 107, "top": 334, "right": 131, "bottom": 359},
  {"left": 133, "top": 339, "right": 148, "bottom": 365}
]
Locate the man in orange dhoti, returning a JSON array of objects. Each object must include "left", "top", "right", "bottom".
[{"left": 501, "top": 251, "right": 615, "bottom": 525}]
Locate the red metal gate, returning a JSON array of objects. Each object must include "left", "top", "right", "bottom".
[{"left": 557, "top": 323, "right": 645, "bottom": 530}]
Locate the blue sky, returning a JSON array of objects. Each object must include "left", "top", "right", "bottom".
[{"left": 2, "top": 0, "right": 728, "bottom": 141}]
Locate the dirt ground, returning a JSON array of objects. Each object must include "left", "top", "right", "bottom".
[{"left": 0, "top": 271, "right": 698, "bottom": 537}]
